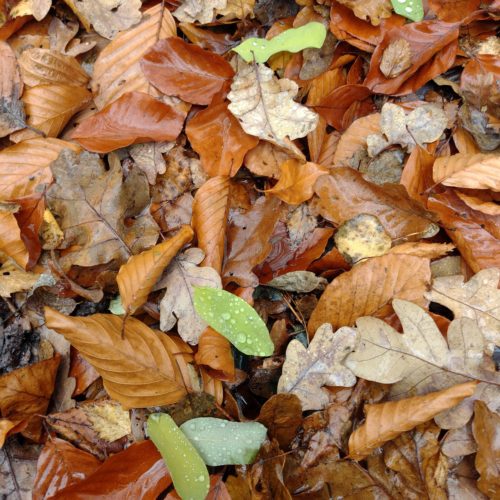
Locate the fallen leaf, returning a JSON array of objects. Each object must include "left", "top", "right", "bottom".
[
  {"left": 48, "top": 17, "right": 96, "bottom": 57},
  {"left": 69, "top": 348, "right": 99, "bottom": 396},
  {"left": 0, "top": 354, "right": 60, "bottom": 442},
  {"left": 309, "top": 253, "right": 430, "bottom": 333},
  {"left": 141, "top": 37, "right": 234, "bottom": 106},
  {"left": 244, "top": 141, "right": 292, "bottom": 178},
  {"left": 400, "top": 145, "right": 434, "bottom": 205},
  {"left": 337, "top": 0, "right": 392, "bottom": 26},
  {"left": 390, "top": 0, "right": 423, "bottom": 21},
  {"left": 173, "top": 0, "right": 226, "bottom": 24},
  {"left": 379, "top": 38, "right": 412, "bottom": 78},
  {"left": 63, "top": 0, "right": 142, "bottom": 40},
  {"left": 0, "top": 260, "right": 42, "bottom": 297},
  {"left": 159, "top": 248, "right": 222, "bottom": 345},
  {"left": 425, "top": 268, "right": 500, "bottom": 349},
  {"left": 216, "top": 0, "right": 254, "bottom": 19},
  {"left": 195, "top": 327, "right": 235, "bottom": 380},
  {"left": 81, "top": 399, "right": 131, "bottom": 442},
  {"left": 32, "top": 438, "right": 101, "bottom": 500},
  {"left": 278, "top": 323, "right": 357, "bottom": 410},
  {"left": 71, "top": 92, "right": 185, "bottom": 153},
  {"left": 428, "top": 0, "right": 480, "bottom": 22},
  {"left": 117, "top": 225, "right": 194, "bottom": 316},
  {"left": 266, "top": 270, "right": 327, "bottom": 293},
  {"left": 227, "top": 62, "right": 318, "bottom": 151},
  {"left": 186, "top": 102, "right": 258, "bottom": 177},
  {"left": 349, "top": 382, "right": 477, "bottom": 460},
  {"left": 389, "top": 242, "right": 454, "bottom": 259},
  {"left": 0, "top": 209, "right": 29, "bottom": 268},
  {"left": 0, "top": 41, "right": 25, "bottom": 137},
  {"left": 45, "top": 308, "right": 192, "bottom": 408},
  {"left": 10, "top": 0, "right": 52, "bottom": 21},
  {"left": 47, "top": 150, "right": 159, "bottom": 269},
  {"left": 129, "top": 142, "right": 174, "bottom": 185}
]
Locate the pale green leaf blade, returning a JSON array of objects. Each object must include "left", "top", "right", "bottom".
[
  {"left": 180, "top": 417, "right": 268, "bottom": 466},
  {"left": 147, "top": 413, "right": 209, "bottom": 500},
  {"left": 391, "top": 0, "right": 424, "bottom": 22},
  {"left": 109, "top": 295, "right": 125, "bottom": 315},
  {"left": 233, "top": 22, "right": 327, "bottom": 63},
  {"left": 193, "top": 287, "right": 274, "bottom": 356}
]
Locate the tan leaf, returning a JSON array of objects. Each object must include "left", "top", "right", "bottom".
[
  {"left": 455, "top": 191, "right": 500, "bottom": 216},
  {"left": 433, "top": 153, "right": 500, "bottom": 191},
  {"left": 0, "top": 260, "right": 41, "bottom": 297},
  {"left": 174, "top": 0, "right": 226, "bottom": 24},
  {"left": 0, "top": 210, "right": 29, "bottom": 268},
  {"left": 129, "top": 142, "right": 173, "bottom": 185},
  {"left": 227, "top": 62, "right": 318, "bottom": 152},
  {"left": 216, "top": 0, "right": 254, "bottom": 20},
  {"left": 0, "top": 138, "right": 81, "bottom": 200},
  {"left": 309, "top": 253, "right": 431, "bottom": 333},
  {"left": 10, "top": 84, "right": 91, "bottom": 142},
  {"left": 244, "top": 141, "right": 291, "bottom": 179},
  {"left": 380, "top": 38, "right": 412, "bottom": 78},
  {"left": 117, "top": 225, "right": 194, "bottom": 315},
  {"left": 18, "top": 48, "right": 89, "bottom": 87},
  {"left": 91, "top": 3, "right": 176, "bottom": 109},
  {"left": 266, "top": 271, "right": 327, "bottom": 293},
  {"left": 44, "top": 308, "right": 192, "bottom": 408},
  {"left": 192, "top": 176, "right": 230, "bottom": 274},
  {"left": 159, "top": 247, "right": 222, "bottom": 345},
  {"left": 10, "top": 0, "right": 51, "bottom": 21},
  {"left": 81, "top": 400, "right": 131, "bottom": 442},
  {"left": 389, "top": 242, "right": 455, "bottom": 259},
  {"left": 277, "top": 323, "right": 357, "bottom": 410},
  {"left": 349, "top": 382, "right": 477, "bottom": 460},
  {"left": 63, "top": 0, "right": 142, "bottom": 40},
  {"left": 337, "top": 0, "right": 392, "bottom": 25}
]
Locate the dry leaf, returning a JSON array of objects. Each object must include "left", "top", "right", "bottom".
[
  {"left": 266, "top": 271, "right": 327, "bottom": 293},
  {"left": 337, "top": 0, "right": 392, "bottom": 26},
  {"left": 45, "top": 308, "right": 193, "bottom": 408},
  {"left": 129, "top": 142, "right": 174, "bottom": 185},
  {"left": 194, "top": 327, "right": 235, "bottom": 380},
  {"left": 117, "top": 225, "right": 194, "bottom": 316},
  {"left": 228, "top": 62, "right": 318, "bottom": 151},
  {"left": 278, "top": 323, "right": 357, "bottom": 410},
  {"left": 173, "top": 0, "right": 226, "bottom": 24},
  {"left": 308, "top": 253, "right": 431, "bottom": 333},
  {"left": 379, "top": 39, "right": 412, "bottom": 78},
  {"left": 159, "top": 247, "right": 222, "bottom": 345},
  {"left": 389, "top": 242, "right": 454, "bottom": 259},
  {"left": 0, "top": 209, "right": 29, "bottom": 269},
  {"left": 0, "top": 260, "right": 42, "bottom": 297},
  {"left": 81, "top": 400, "right": 131, "bottom": 442},
  {"left": 349, "top": 382, "right": 477, "bottom": 460},
  {"left": 244, "top": 141, "right": 293, "bottom": 179},
  {"left": 455, "top": 191, "right": 500, "bottom": 216},
  {"left": 216, "top": 0, "right": 254, "bottom": 20},
  {"left": 47, "top": 150, "right": 159, "bottom": 269}
]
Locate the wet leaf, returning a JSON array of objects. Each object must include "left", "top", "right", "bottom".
[
  {"left": 266, "top": 270, "right": 327, "bottom": 293},
  {"left": 173, "top": 0, "right": 226, "bottom": 24},
  {"left": 194, "top": 327, "right": 235, "bottom": 380},
  {"left": 379, "top": 38, "right": 412, "bottom": 78},
  {"left": 390, "top": 0, "right": 423, "bottom": 22},
  {"left": 0, "top": 209, "right": 29, "bottom": 268},
  {"left": 339, "top": 0, "right": 393, "bottom": 25}
]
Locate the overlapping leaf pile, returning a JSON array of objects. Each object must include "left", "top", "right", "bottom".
[{"left": 0, "top": 0, "right": 499, "bottom": 498}]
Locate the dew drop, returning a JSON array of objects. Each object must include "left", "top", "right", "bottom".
[
  {"left": 221, "top": 313, "right": 231, "bottom": 320},
  {"left": 216, "top": 291, "right": 223, "bottom": 297},
  {"left": 220, "top": 422, "right": 226, "bottom": 428},
  {"left": 405, "top": 5, "right": 412, "bottom": 11},
  {"left": 397, "top": 0, "right": 406, "bottom": 2},
  {"left": 246, "top": 337, "right": 253, "bottom": 344},
  {"left": 230, "top": 319, "right": 236, "bottom": 324},
  {"left": 237, "top": 333, "right": 247, "bottom": 343}
]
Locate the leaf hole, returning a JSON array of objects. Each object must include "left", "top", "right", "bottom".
[{"left": 429, "top": 302, "right": 454, "bottom": 321}]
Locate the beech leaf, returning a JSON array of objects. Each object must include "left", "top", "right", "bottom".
[
  {"left": 194, "top": 287, "right": 274, "bottom": 356},
  {"left": 266, "top": 271, "right": 327, "bottom": 293},
  {"left": 147, "top": 413, "right": 209, "bottom": 500},
  {"left": 390, "top": 0, "right": 424, "bottom": 22},
  {"left": 277, "top": 323, "right": 357, "bottom": 411},
  {"left": 233, "top": 22, "right": 327, "bottom": 63},
  {"left": 180, "top": 417, "right": 268, "bottom": 466}
]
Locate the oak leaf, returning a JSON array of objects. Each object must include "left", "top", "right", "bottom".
[
  {"left": 278, "top": 323, "right": 357, "bottom": 410},
  {"left": 173, "top": 0, "right": 226, "bottom": 24},
  {"left": 129, "top": 142, "right": 173, "bottom": 185},
  {"left": 159, "top": 248, "right": 222, "bottom": 345},
  {"left": 349, "top": 382, "right": 477, "bottom": 460},
  {"left": 117, "top": 225, "right": 194, "bottom": 316},
  {"left": 337, "top": 0, "right": 392, "bottom": 26},
  {"left": 0, "top": 260, "right": 43, "bottom": 297},
  {"left": 46, "top": 150, "right": 159, "bottom": 269}
]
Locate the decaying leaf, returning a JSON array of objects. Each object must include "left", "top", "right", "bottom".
[
  {"left": 129, "top": 142, "right": 174, "bottom": 185},
  {"left": 266, "top": 271, "right": 327, "bottom": 293},
  {"left": 278, "top": 323, "right": 357, "bottom": 410},
  {"left": 337, "top": 0, "right": 392, "bottom": 26},
  {"left": 0, "top": 209, "right": 29, "bottom": 269},
  {"left": 80, "top": 400, "right": 131, "bottom": 442},
  {"left": 391, "top": 0, "right": 423, "bottom": 22},
  {"left": 379, "top": 39, "right": 412, "bottom": 78},
  {"left": 173, "top": 0, "right": 226, "bottom": 24},
  {"left": 159, "top": 248, "right": 222, "bottom": 345},
  {"left": 0, "top": 260, "right": 43, "bottom": 297}
]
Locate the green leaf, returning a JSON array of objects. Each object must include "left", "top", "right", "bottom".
[
  {"left": 233, "top": 22, "right": 327, "bottom": 64},
  {"left": 180, "top": 417, "right": 268, "bottom": 466},
  {"left": 193, "top": 287, "right": 274, "bottom": 356},
  {"left": 147, "top": 413, "right": 209, "bottom": 500},
  {"left": 391, "top": 0, "right": 424, "bottom": 22},
  {"left": 109, "top": 295, "right": 125, "bottom": 315}
]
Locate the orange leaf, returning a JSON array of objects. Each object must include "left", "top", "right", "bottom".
[
  {"left": 389, "top": 242, "right": 455, "bottom": 259},
  {"left": 195, "top": 327, "right": 235, "bottom": 380},
  {"left": 0, "top": 209, "right": 29, "bottom": 268},
  {"left": 71, "top": 92, "right": 185, "bottom": 153},
  {"left": 400, "top": 145, "right": 434, "bottom": 205},
  {"left": 192, "top": 176, "right": 230, "bottom": 274},
  {"left": 428, "top": 0, "right": 480, "bottom": 22},
  {"left": 141, "top": 37, "right": 234, "bottom": 105},
  {"left": 265, "top": 160, "right": 328, "bottom": 204},
  {"left": 308, "top": 253, "right": 430, "bottom": 333},
  {"left": 186, "top": 102, "right": 258, "bottom": 177},
  {"left": 0, "top": 419, "right": 26, "bottom": 447},
  {"left": 349, "top": 381, "right": 477, "bottom": 460},
  {"left": 455, "top": 191, "right": 500, "bottom": 216},
  {"left": 117, "top": 225, "right": 194, "bottom": 315}
]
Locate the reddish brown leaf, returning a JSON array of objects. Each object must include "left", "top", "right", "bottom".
[
  {"left": 195, "top": 327, "right": 235, "bottom": 380},
  {"left": 186, "top": 101, "right": 258, "bottom": 177},
  {"left": 141, "top": 37, "right": 234, "bottom": 105},
  {"left": 429, "top": 0, "right": 481, "bottom": 23},
  {"left": 400, "top": 145, "right": 435, "bottom": 205},
  {"left": 244, "top": 141, "right": 292, "bottom": 179},
  {"left": 71, "top": 92, "right": 185, "bottom": 153},
  {"left": 0, "top": 209, "right": 29, "bottom": 268},
  {"left": 32, "top": 437, "right": 101, "bottom": 500},
  {"left": 179, "top": 22, "right": 236, "bottom": 54},
  {"left": 69, "top": 348, "right": 100, "bottom": 397}
]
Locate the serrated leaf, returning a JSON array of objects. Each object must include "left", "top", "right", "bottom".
[
  {"left": 233, "top": 22, "right": 326, "bottom": 63},
  {"left": 193, "top": 287, "right": 274, "bottom": 356},
  {"left": 390, "top": 0, "right": 423, "bottom": 22},
  {"left": 147, "top": 413, "right": 209, "bottom": 500},
  {"left": 180, "top": 417, "right": 267, "bottom": 466}
]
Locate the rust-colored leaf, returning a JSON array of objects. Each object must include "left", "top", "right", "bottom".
[
  {"left": 429, "top": 0, "right": 480, "bottom": 22},
  {"left": 117, "top": 225, "right": 194, "bottom": 316},
  {"left": 400, "top": 145, "right": 434, "bottom": 205},
  {"left": 71, "top": 92, "right": 185, "bottom": 153},
  {"left": 141, "top": 37, "right": 234, "bottom": 105},
  {"left": 186, "top": 101, "right": 258, "bottom": 177},
  {"left": 349, "top": 382, "right": 477, "bottom": 460},
  {"left": 194, "top": 327, "right": 235, "bottom": 380},
  {"left": 244, "top": 141, "right": 292, "bottom": 179},
  {"left": 0, "top": 209, "right": 29, "bottom": 268},
  {"left": 69, "top": 348, "right": 99, "bottom": 397},
  {"left": 389, "top": 242, "right": 455, "bottom": 259},
  {"left": 308, "top": 253, "right": 431, "bottom": 332}
]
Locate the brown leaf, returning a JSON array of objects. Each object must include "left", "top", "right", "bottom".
[
  {"left": 265, "top": 160, "right": 327, "bottom": 204},
  {"left": 308, "top": 253, "right": 431, "bottom": 333},
  {"left": 0, "top": 209, "right": 29, "bottom": 268},
  {"left": 10, "top": 84, "right": 91, "bottom": 142},
  {"left": 50, "top": 440, "right": 171, "bottom": 500},
  {"left": 141, "top": 37, "right": 234, "bottom": 105},
  {"left": 32, "top": 437, "right": 101, "bottom": 500},
  {"left": 0, "top": 138, "right": 81, "bottom": 200},
  {"left": 194, "top": 327, "right": 235, "bottom": 380},
  {"left": 0, "top": 354, "right": 60, "bottom": 442},
  {"left": 400, "top": 145, "right": 434, "bottom": 205},
  {"left": 389, "top": 242, "right": 455, "bottom": 259},
  {"left": 337, "top": 0, "right": 392, "bottom": 26},
  {"left": 473, "top": 400, "right": 500, "bottom": 498},
  {"left": 244, "top": 141, "right": 292, "bottom": 179},
  {"left": 69, "top": 348, "right": 99, "bottom": 397},
  {"left": 91, "top": 3, "right": 176, "bottom": 109},
  {"left": 117, "top": 225, "right": 194, "bottom": 315},
  {"left": 13, "top": 194, "right": 44, "bottom": 268},
  {"left": 349, "top": 382, "right": 477, "bottom": 460},
  {"left": 44, "top": 308, "right": 192, "bottom": 408},
  {"left": 379, "top": 38, "right": 412, "bottom": 78},
  {"left": 71, "top": 92, "right": 185, "bottom": 153},
  {"left": 186, "top": 101, "right": 258, "bottom": 177},
  {"left": 192, "top": 176, "right": 230, "bottom": 274},
  {"left": 455, "top": 190, "right": 500, "bottom": 216},
  {"left": 314, "top": 169, "right": 438, "bottom": 240},
  {"left": 428, "top": 0, "right": 480, "bottom": 22}
]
